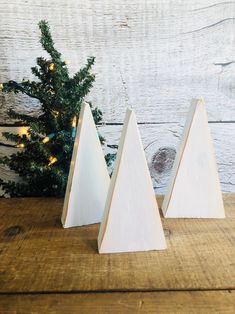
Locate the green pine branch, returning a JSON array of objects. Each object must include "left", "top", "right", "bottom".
[
  {"left": 0, "top": 20, "right": 116, "bottom": 197},
  {"left": 39, "top": 20, "right": 62, "bottom": 62}
]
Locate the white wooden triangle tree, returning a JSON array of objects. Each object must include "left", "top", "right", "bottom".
[
  {"left": 162, "top": 98, "right": 225, "bottom": 218},
  {"left": 98, "top": 109, "right": 166, "bottom": 253},
  {"left": 61, "top": 102, "right": 110, "bottom": 228}
]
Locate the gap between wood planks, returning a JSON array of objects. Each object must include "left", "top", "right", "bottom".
[
  {"left": 0, "top": 288, "right": 234, "bottom": 296},
  {"left": 1, "top": 121, "right": 235, "bottom": 127}
]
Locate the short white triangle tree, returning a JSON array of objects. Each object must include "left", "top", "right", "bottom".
[
  {"left": 98, "top": 109, "right": 166, "bottom": 253},
  {"left": 162, "top": 98, "right": 225, "bottom": 218},
  {"left": 61, "top": 102, "right": 110, "bottom": 227}
]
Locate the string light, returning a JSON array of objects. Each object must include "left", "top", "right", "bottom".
[
  {"left": 64, "top": 60, "right": 70, "bottom": 65},
  {"left": 0, "top": 83, "right": 3, "bottom": 90},
  {"left": 42, "top": 137, "right": 50, "bottom": 144},
  {"left": 48, "top": 156, "right": 57, "bottom": 166},
  {"left": 71, "top": 116, "right": 77, "bottom": 139},
  {"left": 42, "top": 133, "right": 55, "bottom": 143},
  {"left": 48, "top": 88, "right": 55, "bottom": 94},
  {"left": 72, "top": 116, "right": 77, "bottom": 128},
  {"left": 52, "top": 110, "right": 60, "bottom": 117},
  {"left": 19, "top": 127, "right": 29, "bottom": 136},
  {"left": 17, "top": 143, "right": 25, "bottom": 148},
  {"left": 49, "top": 63, "right": 55, "bottom": 71}
]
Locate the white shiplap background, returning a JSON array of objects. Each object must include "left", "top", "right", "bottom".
[{"left": 0, "top": 0, "right": 235, "bottom": 194}]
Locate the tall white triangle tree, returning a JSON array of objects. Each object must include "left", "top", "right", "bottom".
[
  {"left": 61, "top": 102, "right": 110, "bottom": 227},
  {"left": 162, "top": 98, "right": 225, "bottom": 218},
  {"left": 98, "top": 109, "right": 166, "bottom": 253}
]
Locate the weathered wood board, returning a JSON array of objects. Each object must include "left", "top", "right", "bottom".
[
  {"left": 1, "top": 122, "right": 235, "bottom": 195},
  {"left": 0, "top": 0, "right": 235, "bottom": 123},
  {"left": 0, "top": 0, "right": 234, "bottom": 194},
  {"left": 0, "top": 195, "right": 234, "bottom": 292},
  {"left": 101, "top": 123, "right": 235, "bottom": 193},
  {"left": 0, "top": 291, "right": 234, "bottom": 314}
]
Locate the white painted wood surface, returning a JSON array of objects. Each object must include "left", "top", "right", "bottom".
[
  {"left": 98, "top": 109, "right": 166, "bottom": 253},
  {"left": 162, "top": 99, "right": 225, "bottom": 218},
  {"left": 0, "top": 0, "right": 235, "bottom": 123},
  {"left": 61, "top": 103, "right": 110, "bottom": 227},
  {"left": 0, "top": 0, "right": 234, "bottom": 193},
  {"left": 1, "top": 120, "right": 235, "bottom": 195}
]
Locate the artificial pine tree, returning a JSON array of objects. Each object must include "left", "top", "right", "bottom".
[{"left": 0, "top": 20, "right": 115, "bottom": 197}]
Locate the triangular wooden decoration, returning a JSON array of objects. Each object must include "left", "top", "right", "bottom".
[
  {"left": 162, "top": 98, "right": 225, "bottom": 218},
  {"left": 61, "top": 102, "right": 110, "bottom": 228},
  {"left": 98, "top": 109, "right": 166, "bottom": 253}
]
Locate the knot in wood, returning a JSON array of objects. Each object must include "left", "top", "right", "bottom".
[
  {"left": 4, "top": 225, "right": 24, "bottom": 237},
  {"left": 151, "top": 147, "right": 176, "bottom": 175}
]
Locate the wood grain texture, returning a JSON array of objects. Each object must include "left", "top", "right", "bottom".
[
  {"left": 62, "top": 103, "right": 110, "bottom": 228},
  {"left": 162, "top": 99, "right": 225, "bottom": 218},
  {"left": 0, "top": 0, "right": 235, "bottom": 123},
  {"left": 101, "top": 122, "right": 235, "bottom": 193},
  {"left": 0, "top": 126, "right": 26, "bottom": 196},
  {"left": 98, "top": 109, "right": 166, "bottom": 253},
  {"left": 0, "top": 195, "right": 234, "bottom": 293},
  {"left": 0, "top": 0, "right": 234, "bottom": 196},
  {"left": 1, "top": 122, "right": 235, "bottom": 195},
  {"left": 0, "top": 291, "right": 234, "bottom": 313}
]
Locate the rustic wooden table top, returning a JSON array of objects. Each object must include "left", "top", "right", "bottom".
[{"left": 0, "top": 195, "right": 234, "bottom": 313}]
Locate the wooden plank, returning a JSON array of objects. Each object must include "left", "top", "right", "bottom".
[
  {"left": 1, "top": 122, "right": 235, "bottom": 195},
  {"left": 0, "top": 126, "right": 24, "bottom": 196},
  {"left": 0, "top": 195, "right": 234, "bottom": 293},
  {"left": 0, "top": 291, "right": 234, "bottom": 313},
  {"left": 0, "top": 0, "right": 235, "bottom": 123},
  {"left": 101, "top": 123, "right": 235, "bottom": 194}
]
